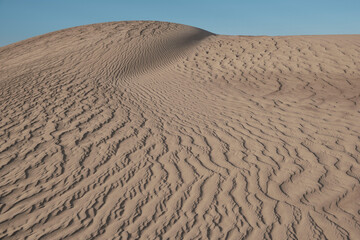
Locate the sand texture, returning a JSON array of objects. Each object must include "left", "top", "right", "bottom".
[{"left": 0, "top": 21, "right": 360, "bottom": 239}]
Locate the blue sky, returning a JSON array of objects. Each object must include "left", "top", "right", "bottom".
[{"left": 0, "top": 0, "right": 359, "bottom": 46}]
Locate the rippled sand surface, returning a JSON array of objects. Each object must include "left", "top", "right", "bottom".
[{"left": 1, "top": 21, "right": 360, "bottom": 239}]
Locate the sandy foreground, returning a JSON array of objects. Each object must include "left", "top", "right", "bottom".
[{"left": 0, "top": 21, "right": 359, "bottom": 239}]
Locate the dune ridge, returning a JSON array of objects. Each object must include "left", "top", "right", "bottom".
[{"left": 0, "top": 21, "right": 360, "bottom": 239}]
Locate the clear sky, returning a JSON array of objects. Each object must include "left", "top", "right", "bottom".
[{"left": 0, "top": 0, "right": 359, "bottom": 46}]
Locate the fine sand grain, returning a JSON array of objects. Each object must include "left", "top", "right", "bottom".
[{"left": 0, "top": 21, "right": 360, "bottom": 239}]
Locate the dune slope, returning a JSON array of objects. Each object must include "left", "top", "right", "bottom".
[{"left": 0, "top": 21, "right": 360, "bottom": 239}]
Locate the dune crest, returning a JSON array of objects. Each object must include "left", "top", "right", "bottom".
[{"left": 0, "top": 21, "right": 360, "bottom": 239}]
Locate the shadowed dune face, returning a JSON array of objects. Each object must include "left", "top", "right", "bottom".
[{"left": 0, "top": 21, "right": 360, "bottom": 239}]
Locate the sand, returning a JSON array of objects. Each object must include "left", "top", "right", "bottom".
[{"left": 0, "top": 21, "right": 359, "bottom": 239}]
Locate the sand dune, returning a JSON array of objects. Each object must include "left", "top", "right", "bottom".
[{"left": 0, "top": 21, "right": 360, "bottom": 239}]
